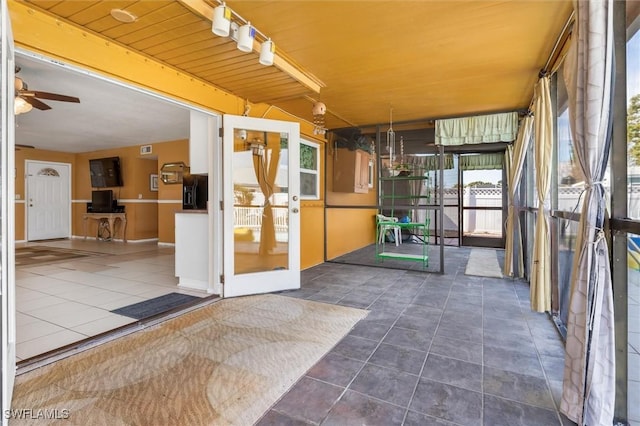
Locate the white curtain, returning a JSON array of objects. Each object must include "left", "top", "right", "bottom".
[
  {"left": 560, "top": 1, "right": 615, "bottom": 424},
  {"left": 530, "top": 76, "right": 552, "bottom": 312},
  {"left": 435, "top": 112, "right": 519, "bottom": 145},
  {"left": 503, "top": 115, "right": 533, "bottom": 277}
]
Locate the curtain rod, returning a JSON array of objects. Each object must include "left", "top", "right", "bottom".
[{"left": 542, "top": 10, "right": 575, "bottom": 74}]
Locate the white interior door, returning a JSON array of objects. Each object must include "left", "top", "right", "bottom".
[
  {"left": 222, "top": 115, "right": 300, "bottom": 297},
  {"left": 26, "top": 160, "right": 71, "bottom": 241},
  {"left": 1, "top": 0, "right": 17, "bottom": 419}
]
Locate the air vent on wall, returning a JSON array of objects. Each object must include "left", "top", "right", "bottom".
[{"left": 140, "top": 145, "right": 152, "bottom": 155}]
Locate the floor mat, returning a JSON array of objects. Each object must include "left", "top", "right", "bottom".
[
  {"left": 465, "top": 248, "right": 503, "bottom": 278},
  {"left": 15, "top": 246, "right": 94, "bottom": 266},
  {"left": 110, "top": 292, "right": 201, "bottom": 319},
  {"left": 13, "top": 294, "right": 368, "bottom": 425}
]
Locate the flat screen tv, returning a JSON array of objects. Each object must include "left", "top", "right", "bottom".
[
  {"left": 89, "top": 156, "right": 123, "bottom": 188},
  {"left": 91, "top": 190, "right": 114, "bottom": 213}
]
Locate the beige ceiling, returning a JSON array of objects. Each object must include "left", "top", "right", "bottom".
[{"left": 19, "top": 0, "right": 573, "bottom": 131}]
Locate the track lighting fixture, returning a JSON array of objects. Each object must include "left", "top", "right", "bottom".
[
  {"left": 259, "top": 39, "right": 275, "bottom": 66},
  {"left": 210, "top": 1, "right": 275, "bottom": 66},
  {"left": 237, "top": 22, "right": 255, "bottom": 52},
  {"left": 211, "top": 2, "right": 231, "bottom": 37}
]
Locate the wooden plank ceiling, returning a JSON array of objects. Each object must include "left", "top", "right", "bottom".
[{"left": 20, "top": 0, "right": 573, "bottom": 130}]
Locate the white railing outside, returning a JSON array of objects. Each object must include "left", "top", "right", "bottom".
[{"left": 234, "top": 206, "right": 289, "bottom": 242}]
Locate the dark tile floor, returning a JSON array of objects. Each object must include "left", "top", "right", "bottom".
[{"left": 257, "top": 247, "right": 576, "bottom": 426}]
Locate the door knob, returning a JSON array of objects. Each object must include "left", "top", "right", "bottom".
[
  {"left": 292, "top": 196, "right": 298, "bottom": 201},
  {"left": 292, "top": 208, "right": 299, "bottom": 213}
]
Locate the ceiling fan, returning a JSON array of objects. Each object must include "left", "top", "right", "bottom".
[{"left": 14, "top": 66, "right": 80, "bottom": 115}]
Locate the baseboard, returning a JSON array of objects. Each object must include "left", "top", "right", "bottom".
[{"left": 70, "top": 235, "right": 160, "bottom": 244}]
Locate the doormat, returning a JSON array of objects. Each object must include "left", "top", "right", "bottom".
[
  {"left": 111, "top": 292, "right": 201, "bottom": 319},
  {"left": 465, "top": 248, "right": 503, "bottom": 278},
  {"left": 15, "top": 246, "right": 93, "bottom": 267},
  {"left": 13, "top": 294, "right": 368, "bottom": 425}
]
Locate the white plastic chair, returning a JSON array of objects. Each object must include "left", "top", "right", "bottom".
[{"left": 377, "top": 214, "right": 402, "bottom": 247}]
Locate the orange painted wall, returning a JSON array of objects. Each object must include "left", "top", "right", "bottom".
[
  {"left": 154, "top": 139, "right": 189, "bottom": 244},
  {"left": 326, "top": 208, "right": 377, "bottom": 259},
  {"left": 325, "top": 144, "right": 377, "bottom": 259}
]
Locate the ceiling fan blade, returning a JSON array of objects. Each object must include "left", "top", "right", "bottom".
[
  {"left": 23, "top": 96, "right": 52, "bottom": 110},
  {"left": 31, "top": 91, "right": 80, "bottom": 103}
]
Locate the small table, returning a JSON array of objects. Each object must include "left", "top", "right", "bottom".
[{"left": 83, "top": 213, "right": 127, "bottom": 242}]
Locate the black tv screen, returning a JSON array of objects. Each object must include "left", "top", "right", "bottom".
[
  {"left": 89, "top": 157, "right": 123, "bottom": 187},
  {"left": 91, "top": 190, "right": 114, "bottom": 213}
]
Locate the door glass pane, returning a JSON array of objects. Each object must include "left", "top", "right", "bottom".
[
  {"left": 232, "top": 129, "right": 289, "bottom": 275},
  {"left": 461, "top": 167, "right": 503, "bottom": 239}
]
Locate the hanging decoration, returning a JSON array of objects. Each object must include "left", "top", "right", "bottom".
[
  {"left": 386, "top": 107, "right": 396, "bottom": 165},
  {"left": 312, "top": 101, "right": 326, "bottom": 135}
]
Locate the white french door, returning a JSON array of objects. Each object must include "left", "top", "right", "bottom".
[
  {"left": 222, "top": 115, "right": 300, "bottom": 297},
  {"left": 26, "top": 160, "right": 71, "bottom": 241},
  {"left": 1, "top": 0, "right": 17, "bottom": 420}
]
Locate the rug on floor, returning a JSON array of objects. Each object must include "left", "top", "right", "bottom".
[
  {"left": 110, "top": 292, "right": 201, "bottom": 319},
  {"left": 465, "top": 248, "right": 503, "bottom": 278},
  {"left": 12, "top": 294, "right": 368, "bottom": 425},
  {"left": 15, "top": 246, "right": 94, "bottom": 266}
]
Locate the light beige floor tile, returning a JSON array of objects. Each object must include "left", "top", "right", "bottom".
[
  {"left": 45, "top": 307, "right": 113, "bottom": 329},
  {"left": 121, "top": 283, "right": 174, "bottom": 296},
  {"left": 47, "top": 270, "right": 114, "bottom": 286},
  {"left": 16, "top": 312, "right": 41, "bottom": 327},
  {"left": 55, "top": 286, "right": 118, "bottom": 302},
  {"left": 96, "top": 295, "right": 147, "bottom": 311},
  {"left": 73, "top": 290, "right": 136, "bottom": 307},
  {"left": 15, "top": 275, "right": 69, "bottom": 290},
  {"left": 16, "top": 329, "right": 88, "bottom": 359},
  {"left": 132, "top": 273, "right": 179, "bottom": 287},
  {"left": 70, "top": 314, "right": 135, "bottom": 336},
  {"left": 15, "top": 287, "right": 50, "bottom": 301},
  {"left": 25, "top": 301, "right": 93, "bottom": 318},
  {"left": 134, "top": 288, "right": 176, "bottom": 300},
  {"left": 17, "top": 320, "right": 67, "bottom": 344},
  {"left": 18, "top": 295, "right": 68, "bottom": 313}
]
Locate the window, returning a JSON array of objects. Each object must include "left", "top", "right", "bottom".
[{"left": 300, "top": 139, "right": 320, "bottom": 199}]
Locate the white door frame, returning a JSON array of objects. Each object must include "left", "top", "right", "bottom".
[
  {"left": 25, "top": 160, "right": 72, "bottom": 241},
  {"left": 1, "top": 0, "right": 17, "bottom": 420},
  {"left": 221, "top": 114, "right": 300, "bottom": 297}
]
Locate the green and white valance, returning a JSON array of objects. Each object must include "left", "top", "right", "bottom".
[
  {"left": 459, "top": 153, "right": 503, "bottom": 170},
  {"left": 404, "top": 154, "right": 454, "bottom": 171},
  {"left": 435, "top": 112, "right": 519, "bottom": 145}
]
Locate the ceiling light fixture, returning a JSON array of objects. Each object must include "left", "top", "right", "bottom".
[
  {"left": 209, "top": 1, "right": 275, "bottom": 66},
  {"left": 211, "top": 2, "right": 231, "bottom": 36},
  {"left": 110, "top": 8, "right": 138, "bottom": 24},
  {"left": 14, "top": 96, "right": 32, "bottom": 115},
  {"left": 259, "top": 38, "right": 275, "bottom": 66},
  {"left": 237, "top": 22, "right": 255, "bottom": 52}
]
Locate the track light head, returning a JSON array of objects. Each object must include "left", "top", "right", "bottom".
[
  {"left": 259, "top": 39, "right": 275, "bottom": 66},
  {"left": 237, "top": 22, "right": 255, "bottom": 52},
  {"left": 212, "top": 3, "right": 231, "bottom": 36}
]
